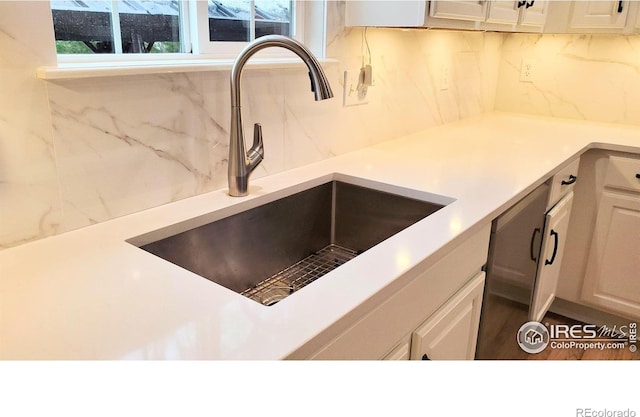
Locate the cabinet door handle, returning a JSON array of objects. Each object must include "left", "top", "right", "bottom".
[
  {"left": 422, "top": 353, "right": 431, "bottom": 360},
  {"left": 561, "top": 174, "right": 577, "bottom": 186},
  {"left": 545, "top": 229, "right": 559, "bottom": 266},
  {"left": 530, "top": 228, "right": 541, "bottom": 261},
  {"left": 635, "top": 173, "right": 640, "bottom": 179},
  {"left": 618, "top": 1, "right": 624, "bottom": 13},
  {"left": 517, "top": 0, "right": 527, "bottom": 7},
  {"left": 526, "top": 0, "right": 535, "bottom": 8}
]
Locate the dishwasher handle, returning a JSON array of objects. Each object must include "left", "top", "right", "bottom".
[{"left": 544, "top": 229, "right": 559, "bottom": 266}]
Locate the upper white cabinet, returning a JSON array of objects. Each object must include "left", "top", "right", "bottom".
[
  {"left": 345, "top": 0, "right": 547, "bottom": 30},
  {"left": 345, "top": 0, "right": 428, "bottom": 27},
  {"left": 429, "top": 0, "right": 488, "bottom": 22},
  {"left": 569, "top": 0, "right": 630, "bottom": 30},
  {"left": 345, "top": 0, "right": 640, "bottom": 34},
  {"left": 545, "top": 0, "right": 639, "bottom": 33},
  {"left": 345, "top": 0, "right": 549, "bottom": 31},
  {"left": 485, "top": 0, "right": 549, "bottom": 30}
]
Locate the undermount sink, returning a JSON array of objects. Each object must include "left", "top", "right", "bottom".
[{"left": 130, "top": 178, "right": 452, "bottom": 306}]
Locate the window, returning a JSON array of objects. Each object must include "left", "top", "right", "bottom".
[
  {"left": 50, "top": 0, "right": 302, "bottom": 60},
  {"left": 208, "top": 0, "right": 293, "bottom": 42},
  {"left": 51, "top": 0, "right": 189, "bottom": 55}
]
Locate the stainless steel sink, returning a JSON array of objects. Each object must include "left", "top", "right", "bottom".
[{"left": 131, "top": 180, "right": 450, "bottom": 306}]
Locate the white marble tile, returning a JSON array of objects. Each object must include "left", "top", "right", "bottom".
[
  {"left": 0, "top": 2, "right": 61, "bottom": 248},
  {"left": 285, "top": 26, "right": 504, "bottom": 170},
  {"left": 496, "top": 34, "right": 640, "bottom": 125},
  {"left": 48, "top": 73, "right": 222, "bottom": 231}
]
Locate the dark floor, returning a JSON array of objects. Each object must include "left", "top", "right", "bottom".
[{"left": 476, "top": 294, "right": 639, "bottom": 360}]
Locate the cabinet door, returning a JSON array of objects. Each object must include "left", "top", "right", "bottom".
[
  {"left": 410, "top": 272, "right": 485, "bottom": 360},
  {"left": 530, "top": 191, "right": 574, "bottom": 322},
  {"left": 519, "top": 0, "right": 549, "bottom": 27},
  {"left": 383, "top": 341, "right": 411, "bottom": 360},
  {"left": 581, "top": 192, "right": 640, "bottom": 319},
  {"left": 429, "top": 0, "right": 489, "bottom": 22},
  {"left": 486, "top": 1, "right": 520, "bottom": 25},
  {"left": 345, "top": 1, "right": 427, "bottom": 27},
  {"left": 570, "top": 0, "right": 630, "bottom": 29}
]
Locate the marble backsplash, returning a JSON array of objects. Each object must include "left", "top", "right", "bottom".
[
  {"left": 1, "top": 1, "right": 503, "bottom": 248},
  {"left": 495, "top": 33, "right": 640, "bottom": 125},
  {"left": 0, "top": 3, "right": 59, "bottom": 248}
]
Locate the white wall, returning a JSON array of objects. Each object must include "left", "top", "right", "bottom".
[{"left": 0, "top": 1, "right": 503, "bottom": 248}]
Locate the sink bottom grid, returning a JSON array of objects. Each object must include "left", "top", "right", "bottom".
[{"left": 241, "top": 244, "right": 358, "bottom": 306}]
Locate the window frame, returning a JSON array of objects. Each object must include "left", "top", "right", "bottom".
[{"left": 53, "top": 0, "right": 306, "bottom": 64}]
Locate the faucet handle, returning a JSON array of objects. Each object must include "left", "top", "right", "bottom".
[{"left": 247, "top": 123, "right": 264, "bottom": 171}]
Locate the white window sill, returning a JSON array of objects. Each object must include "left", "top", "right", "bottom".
[{"left": 37, "top": 58, "right": 339, "bottom": 80}]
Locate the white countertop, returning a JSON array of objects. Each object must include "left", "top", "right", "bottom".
[{"left": 2, "top": 112, "right": 640, "bottom": 360}]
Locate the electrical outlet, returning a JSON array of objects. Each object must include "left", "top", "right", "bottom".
[
  {"left": 343, "top": 70, "right": 369, "bottom": 107},
  {"left": 440, "top": 64, "right": 450, "bottom": 91},
  {"left": 520, "top": 59, "right": 534, "bottom": 82}
]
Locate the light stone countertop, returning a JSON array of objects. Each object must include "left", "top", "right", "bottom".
[{"left": 1, "top": 112, "right": 639, "bottom": 359}]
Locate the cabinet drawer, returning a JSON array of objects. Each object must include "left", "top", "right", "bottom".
[
  {"left": 604, "top": 156, "right": 640, "bottom": 192},
  {"left": 548, "top": 157, "right": 580, "bottom": 209}
]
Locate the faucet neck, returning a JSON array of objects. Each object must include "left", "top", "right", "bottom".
[
  {"left": 230, "top": 35, "right": 332, "bottom": 108},
  {"left": 228, "top": 35, "right": 333, "bottom": 197}
]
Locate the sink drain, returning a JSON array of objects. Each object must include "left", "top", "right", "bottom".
[{"left": 259, "top": 286, "right": 294, "bottom": 306}]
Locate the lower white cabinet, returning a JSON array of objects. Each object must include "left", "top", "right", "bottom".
[
  {"left": 383, "top": 340, "right": 411, "bottom": 360},
  {"left": 580, "top": 155, "right": 640, "bottom": 320},
  {"left": 582, "top": 191, "right": 640, "bottom": 319},
  {"left": 410, "top": 272, "right": 485, "bottom": 360}
]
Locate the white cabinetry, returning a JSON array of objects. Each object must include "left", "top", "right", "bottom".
[
  {"left": 569, "top": 0, "right": 630, "bottom": 30},
  {"left": 429, "top": 0, "right": 488, "bottom": 22},
  {"left": 581, "top": 156, "right": 640, "bottom": 320},
  {"left": 530, "top": 192, "right": 574, "bottom": 322},
  {"left": 410, "top": 272, "right": 485, "bottom": 360},
  {"left": 485, "top": 0, "right": 549, "bottom": 30},
  {"left": 545, "top": 0, "right": 638, "bottom": 34},
  {"left": 344, "top": 1, "right": 428, "bottom": 27},
  {"left": 383, "top": 340, "right": 411, "bottom": 360},
  {"left": 525, "top": 159, "right": 579, "bottom": 321},
  {"left": 345, "top": 0, "right": 548, "bottom": 31},
  {"left": 300, "top": 224, "right": 491, "bottom": 360}
]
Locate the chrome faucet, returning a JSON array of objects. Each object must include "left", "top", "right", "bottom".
[{"left": 228, "top": 35, "right": 334, "bottom": 197}]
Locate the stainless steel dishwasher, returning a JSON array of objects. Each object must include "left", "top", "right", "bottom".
[{"left": 475, "top": 182, "right": 550, "bottom": 359}]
